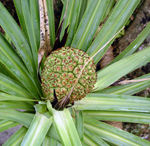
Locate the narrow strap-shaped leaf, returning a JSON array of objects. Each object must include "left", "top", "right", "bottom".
[
  {"left": 110, "top": 22, "right": 150, "bottom": 64},
  {"left": 19, "top": 0, "right": 38, "bottom": 69},
  {"left": 84, "top": 128, "right": 109, "bottom": 146},
  {"left": 0, "top": 73, "right": 34, "bottom": 99},
  {"left": 46, "top": 0, "right": 55, "bottom": 48},
  {"left": 83, "top": 134, "right": 100, "bottom": 146},
  {"left": 47, "top": 124, "right": 60, "bottom": 141},
  {"left": 87, "top": 0, "right": 140, "bottom": 64},
  {"left": 97, "top": 80, "right": 150, "bottom": 95},
  {"left": 65, "top": 0, "right": 82, "bottom": 46},
  {"left": 21, "top": 114, "right": 52, "bottom": 146},
  {"left": 102, "top": 0, "right": 115, "bottom": 22},
  {"left": 0, "top": 109, "right": 34, "bottom": 128},
  {"left": 30, "top": 0, "right": 40, "bottom": 50},
  {"left": 0, "top": 2, "right": 36, "bottom": 77},
  {"left": 4, "top": 29, "right": 13, "bottom": 44},
  {"left": 0, "top": 92, "right": 35, "bottom": 104},
  {"left": 0, "top": 62, "right": 19, "bottom": 81},
  {"left": 58, "top": 0, "right": 67, "bottom": 25},
  {"left": 83, "top": 111, "right": 150, "bottom": 124},
  {"left": 71, "top": 0, "right": 109, "bottom": 52},
  {"left": 57, "top": 142, "right": 62, "bottom": 146},
  {"left": 0, "top": 101, "right": 34, "bottom": 111},
  {"left": 0, "top": 33, "right": 41, "bottom": 98},
  {"left": 42, "top": 136, "right": 62, "bottom": 146},
  {"left": 96, "top": 73, "right": 150, "bottom": 95},
  {"left": 84, "top": 116, "right": 150, "bottom": 146},
  {"left": 13, "top": 0, "right": 29, "bottom": 43},
  {"left": 82, "top": 141, "right": 90, "bottom": 146},
  {"left": 59, "top": 0, "right": 75, "bottom": 41},
  {"left": 42, "top": 136, "right": 52, "bottom": 146},
  {"left": 94, "top": 47, "right": 150, "bottom": 91},
  {"left": 46, "top": 102, "right": 59, "bottom": 140},
  {"left": 77, "top": 0, "right": 88, "bottom": 27},
  {"left": 74, "top": 93, "right": 150, "bottom": 112},
  {"left": 52, "top": 108, "right": 82, "bottom": 146},
  {"left": 3, "top": 126, "right": 27, "bottom": 146},
  {"left": 15, "top": 0, "right": 42, "bottom": 89},
  {"left": 0, "top": 119, "right": 19, "bottom": 132},
  {"left": 75, "top": 110, "right": 84, "bottom": 141}
]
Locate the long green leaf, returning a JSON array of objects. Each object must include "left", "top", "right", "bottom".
[
  {"left": 77, "top": 0, "right": 88, "bottom": 27},
  {"left": 3, "top": 126, "right": 27, "bottom": 146},
  {"left": 30, "top": 0, "right": 40, "bottom": 50},
  {"left": 0, "top": 2, "right": 36, "bottom": 77},
  {"left": 47, "top": 124, "right": 60, "bottom": 141},
  {"left": 0, "top": 62, "right": 18, "bottom": 81},
  {"left": 96, "top": 73, "right": 150, "bottom": 95},
  {"left": 74, "top": 93, "right": 150, "bottom": 112},
  {"left": 59, "top": 0, "right": 75, "bottom": 41},
  {"left": 0, "top": 73, "right": 34, "bottom": 99},
  {"left": 0, "top": 101, "right": 34, "bottom": 111},
  {"left": 0, "top": 92, "right": 35, "bottom": 104},
  {"left": 65, "top": 0, "right": 82, "bottom": 46},
  {"left": 84, "top": 116, "right": 150, "bottom": 146},
  {"left": 84, "top": 128, "right": 109, "bottom": 146},
  {"left": 102, "top": 0, "right": 115, "bottom": 22},
  {"left": 97, "top": 80, "right": 150, "bottom": 95},
  {"left": 71, "top": 0, "right": 109, "bottom": 52},
  {"left": 0, "top": 33, "right": 41, "bottom": 98},
  {"left": 21, "top": 113, "right": 52, "bottom": 146},
  {"left": 68, "top": 1, "right": 82, "bottom": 45},
  {"left": 19, "top": 0, "right": 38, "bottom": 69},
  {"left": 42, "top": 136, "right": 62, "bottom": 146},
  {"left": 14, "top": 0, "right": 41, "bottom": 92},
  {"left": 13, "top": 0, "right": 29, "bottom": 43},
  {"left": 83, "top": 134, "right": 99, "bottom": 146},
  {"left": 37, "top": 102, "right": 60, "bottom": 141},
  {"left": 0, "top": 119, "right": 19, "bottom": 132},
  {"left": 0, "top": 109, "right": 34, "bottom": 127},
  {"left": 52, "top": 108, "right": 82, "bottom": 146},
  {"left": 46, "top": 0, "right": 55, "bottom": 48},
  {"left": 42, "top": 136, "right": 52, "bottom": 146},
  {"left": 75, "top": 110, "right": 84, "bottom": 141},
  {"left": 94, "top": 47, "right": 150, "bottom": 91},
  {"left": 58, "top": 0, "right": 67, "bottom": 26},
  {"left": 87, "top": 0, "right": 140, "bottom": 64},
  {"left": 82, "top": 141, "right": 90, "bottom": 146},
  {"left": 110, "top": 22, "right": 150, "bottom": 64},
  {"left": 84, "top": 111, "right": 150, "bottom": 124}
]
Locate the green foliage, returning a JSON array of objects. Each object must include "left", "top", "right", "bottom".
[{"left": 0, "top": 0, "right": 150, "bottom": 145}]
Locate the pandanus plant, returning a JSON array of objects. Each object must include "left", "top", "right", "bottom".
[{"left": 0, "top": 0, "right": 150, "bottom": 145}]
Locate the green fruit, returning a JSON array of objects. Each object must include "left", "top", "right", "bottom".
[{"left": 41, "top": 47, "right": 97, "bottom": 104}]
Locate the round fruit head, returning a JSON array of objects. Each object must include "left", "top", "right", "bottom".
[{"left": 41, "top": 47, "right": 97, "bottom": 105}]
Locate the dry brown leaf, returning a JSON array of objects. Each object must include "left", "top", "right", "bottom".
[
  {"left": 118, "top": 78, "right": 150, "bottom": 85},
  {"left": 43, "top": 0, "right": 51, "bottom": 55},
  {"left": 38, "top": 0, "right": 52, "bottom": 71},
  {"left": 39, "top": 0, "right": 45, "bottom": 50}
]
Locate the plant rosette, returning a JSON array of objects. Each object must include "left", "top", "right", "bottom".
[{"left": 0, "top": 0, "right": 150, "bottom": 146}]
